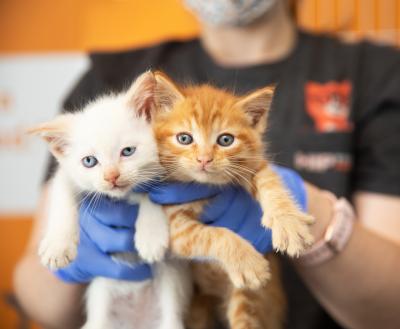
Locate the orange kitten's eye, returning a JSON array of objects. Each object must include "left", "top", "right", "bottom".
[
  {"left": 176, "top": 133, "right": 193, "bottom": 145},
  {"left": 217, "top": 134, "right": 234, "bottom": 147}
]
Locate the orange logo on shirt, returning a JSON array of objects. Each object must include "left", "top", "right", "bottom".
[{"left": 305, "top": 81, "right": 353, "bottom": 133}]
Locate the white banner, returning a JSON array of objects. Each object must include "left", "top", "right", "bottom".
[{"left": 0, "top": 54, "right": 89, "bottom": 215}]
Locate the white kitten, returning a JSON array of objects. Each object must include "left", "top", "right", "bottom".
[{"left": 30, "top": 72, "right": 191, "bottom": 329}]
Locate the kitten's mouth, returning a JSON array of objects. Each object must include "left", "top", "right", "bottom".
[
  {"left": 103, "top": 183, "right": 132, "bottom": 198},
  {"left": 109, "top": 182, "right": 130, "bottom": 191},
  {"left": 196, "top": 164, "right": 213, "bottom": 173},
  {"left": 193, "top": 166, "right": 218, "bottom": 177}
]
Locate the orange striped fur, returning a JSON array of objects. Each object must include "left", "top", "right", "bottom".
[{"left": 151, "top": 71, "right": 314, "bottom": 328}]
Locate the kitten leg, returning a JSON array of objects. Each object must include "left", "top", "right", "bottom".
[
  {"left": 133, "top": 194, "right": 191, "bottom": 329},
  {"left": 154, "top": 260, "right": 192, "bottom": 329},
  {"left": 253, "top": 165, "right": 315, "bottom": 257},
  {"left": 39, "top": 170, "right": 79, "bottom": 269},
  {"left": 134, "top": 194, "right": 169, "bottom": 263},
  {"left": 185, "top": 293, "right": 218, "bottom": 329},
  {"left": 83, "top": 278, "right": 115, "bottom": 329},
  {"left": 134, "top": 195, "right": 192, "bottom": 329},
  {"left": 225, "top": 255, "right": 286, "bottom": 329},
  {"left": 166, "top": 205, "right": 271, "bottom": 290}
]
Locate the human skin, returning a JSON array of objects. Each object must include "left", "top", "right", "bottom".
[{"left": 13, "top": 1, "right": 400, "bottom": 328}]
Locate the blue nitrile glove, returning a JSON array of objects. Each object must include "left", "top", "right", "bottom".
[
  {"left": 55, "top": 197, "right": 152, "bottom": 283},
  {"left": 147, "top": 165, "right": 307, "bottom": 254}
]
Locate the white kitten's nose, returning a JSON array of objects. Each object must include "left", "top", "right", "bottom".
[{"left": 104, "top": 168, "right": 120, "bottom": 185}]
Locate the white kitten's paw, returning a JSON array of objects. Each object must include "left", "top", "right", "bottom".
[
  {"left": 39, "top": 235, "right": 78, "bottom": 270},
  {"left": 136, "top": 237, "right": 168, "bottom": 263},
  {"left": 263, "top": 211, "right": 314, "bottom": 257},
  {"left": 135, "top": 227, "right": 169, "bottom": 263}
]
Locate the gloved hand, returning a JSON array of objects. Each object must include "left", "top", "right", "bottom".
[
  {"left": 148, "top": 165, "right": 307, "bottom": 254},
  {"left": 55, "top": 197, "right": 152, "bottom": 283}
]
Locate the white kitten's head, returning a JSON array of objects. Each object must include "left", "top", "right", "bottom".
[{"left": 30, "top": 71, "right": 161, "bottom": 198}]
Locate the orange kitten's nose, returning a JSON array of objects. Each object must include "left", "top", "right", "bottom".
[
  {"left": 197, "top": 156, "right": 213, "bottom": 168},
  {"left": 104, "top": 169, "right": 120, "bottom": 185}
]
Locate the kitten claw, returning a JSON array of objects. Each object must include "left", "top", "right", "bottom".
[
  {"left": 39, "top": 235, "right": 78, "bottom": 270},
  {"left": 263, "top": 212, "right": 315, "bottom": 257},
  {"left": 135, "top": 228, "right": 169, "bottom": 263},
  {"left": 226, "top": 248, "right": 271, "bottom": 290},
  {"left": 136, "top": 240, "right": 168, "bottom": 263}
]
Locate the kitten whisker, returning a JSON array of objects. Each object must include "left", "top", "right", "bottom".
[
  {"left": 223, "top": 169, "right": 239, "bottom": 186},
  {"left": 225, "top": 167, "right": 255, "bottom": 189},
  {"left": 77, "top": 191, "right": 93, "bottom": 206},
  {"left": 82, "top": 192, "right": 98, "bottom": 217},
  {"left": 227, "top": 163, "right": 257, "bottom": 175}
]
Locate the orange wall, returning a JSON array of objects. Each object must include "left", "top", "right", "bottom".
[
  {"left": 1, "top": 0, "right": 400, "bottom": 53},
  {"left": 297, "top": 0, "right": 400, "bottom": 45},
  {"left": 0, "top": 0, "right": 199, "bottom": 53}
]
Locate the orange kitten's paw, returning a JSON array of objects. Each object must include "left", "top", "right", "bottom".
[
  {"left": 263, "top": 212, "right": 315, "bottom": 257},
  {"left": 226, "top": 250, "right": 271, "bottom": 290},
  {"left": 39, "top": 235, "right": 78, "bottom": 270}
]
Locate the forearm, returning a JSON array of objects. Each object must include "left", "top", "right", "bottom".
[
  {"left": 295, "top": 184, "right": 400, "bottom": 329},
  {"left": 13, "top": 185, "right": 85, "bottom": 329},
  {"left": 13, "top": 252, "right": 85, "bottom": 329}
]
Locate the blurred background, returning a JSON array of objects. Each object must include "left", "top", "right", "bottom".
[{"left": 1, "top": 0, "right": 400, "bottom": 328}]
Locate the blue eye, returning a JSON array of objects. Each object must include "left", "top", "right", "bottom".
[
  {"left": 121, "top": 146, "right": 136, "bottom": 157},
  {"left": 217, "top": 134, "right": 234, "bottom": 147},
  {"left": 177, "top": 133, "right": 193, "bottom": 145},
  {"left": 82, "top": 156, "right": 98, "bottom": 168}
]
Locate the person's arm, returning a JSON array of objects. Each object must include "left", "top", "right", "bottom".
[
  {"left": 302, "top": 44, "right": 400, "bottom": 328},
  {"left": 148, "top": 170, "right": 400, "bottom": 329},
  {"left": 295, "top": 185, "right": 400, "bottom": 329},
  {"left": 13, "top": 184, "right": 153, "bottom": 329},
  {"left": 13, "top": 185, "right": 86, "bottom": 329}
]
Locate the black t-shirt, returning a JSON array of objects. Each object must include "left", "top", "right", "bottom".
[{"left": 47, "top": 30, "right": 400, "bottom": 329}]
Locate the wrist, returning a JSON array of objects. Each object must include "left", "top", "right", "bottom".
[
  {"left": 298, "top": 184, "right": 356, "bottom": 266},
  {"left": 304, "top": 183, "right": 334, "bottom": 241}
]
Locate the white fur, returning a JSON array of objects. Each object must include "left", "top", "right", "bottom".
[
  {"left": 39, "top": 170, "right": 79, "bottom": 270},
  {"left": 133, "top": 194, "right": 169, "bottom": 263},
  {"left": 83, "top": 192, "right": 191, "bottom": 329},
  {"left": 39, "top": 84, "right": 191, "bottom": 329},
  {"left": 83, "top": 260, "right": 191, "bottom": 329}
]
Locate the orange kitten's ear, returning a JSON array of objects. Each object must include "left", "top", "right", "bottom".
[
  {"left": 153, "top": 71, "right": 185, "bottom": 111},
  {"left": 236, "top": 86, "right": 275, "bottom": 131},
  {"left": 126, "top": 71, "right": 157, "bottom": 122},
  {"left": 27, "top": 114, "right": 73, "bottom": 158}
]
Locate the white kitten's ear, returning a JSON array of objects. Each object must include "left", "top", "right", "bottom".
[
  {"left": 154, "top": 71, "right": 185, "bottom": 111},
  {"left": 126, "top": 71, "right": 157, "bottom": 122},
  {"left": 28, "top": 114, "right": 73, "bottom": 158},
  {"left": 235, "top": 86, "right": 275, "bottom": 131}
]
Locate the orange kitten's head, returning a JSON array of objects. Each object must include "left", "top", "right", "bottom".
[{"left": 152, "top": 72, "right": 274, "bottom": 186}]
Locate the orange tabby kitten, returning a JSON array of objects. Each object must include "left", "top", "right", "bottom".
[{"left": 148, "top": 71, "right": 314, "bottom": 329}]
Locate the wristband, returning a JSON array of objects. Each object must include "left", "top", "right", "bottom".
[{"left": 298, "top": 191, "right": 355, "bottom": 266}]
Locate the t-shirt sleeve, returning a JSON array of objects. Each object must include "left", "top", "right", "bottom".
[
  {"left": 353, "top": 43, "right": 400, "bottom": 196},
  {"left": 43, "top": 66, "right": 106, "bottom": 182}
]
